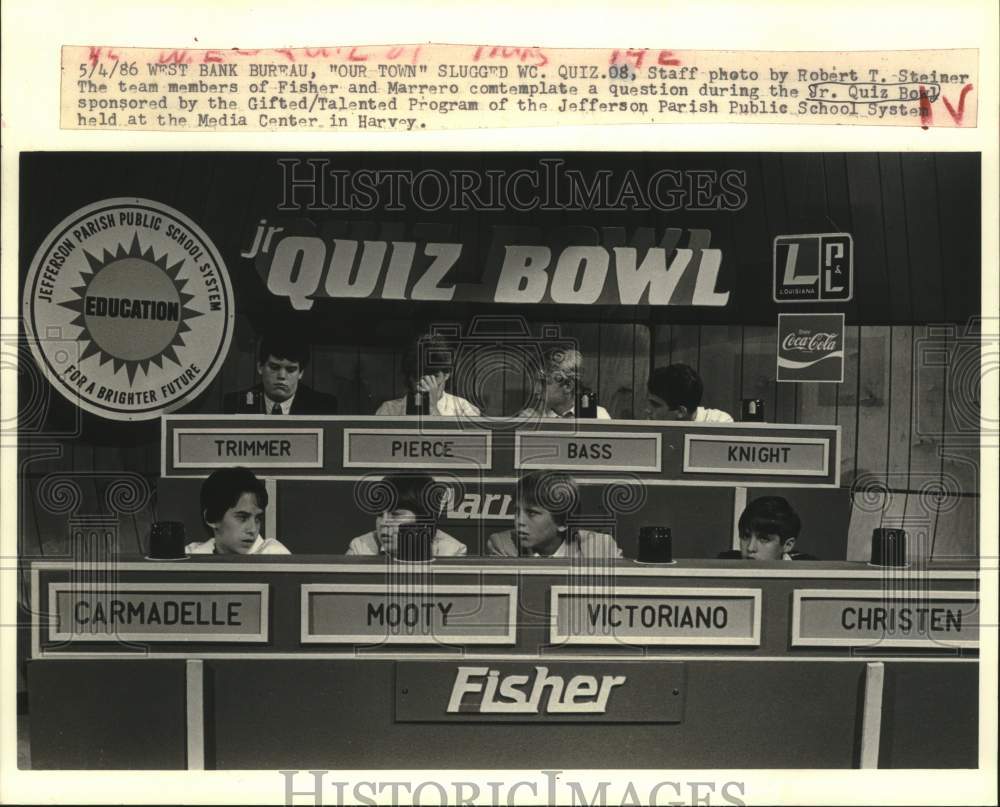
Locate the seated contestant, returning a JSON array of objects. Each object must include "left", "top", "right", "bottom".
[
  {"left": 517, "top": 347, "right": 611, "bottom": 419},
  {"left": 487, "top": 471, "right": 622, "bottom": 558},
  {"left": 718, "top": 495, "right": 816, "bottom": 561},
  {"left": 223, "top": 330, "right": 338, "bottom": 415},
  {"left": 186, "top": 467, "right": 290, "bottom": 555},
  {"left": 346, "top": 472, "right": 467, "bottom": 557},
  {"left": 645, "top": 364, "right": 733, "bottom": 423},
  {"left": 375, "top": 332, "right": 480, "bottom": 417}
]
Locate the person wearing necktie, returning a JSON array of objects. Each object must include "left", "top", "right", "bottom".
[
  {"left": 516, "top": 346, "right": 611, "bottom": 420},
  {"left": 223, "top": 330, "right": 338, "bottom": 415}
]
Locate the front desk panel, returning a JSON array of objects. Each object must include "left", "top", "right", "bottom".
[{"left": 28, "top": 558, "right": 980, "bottom": 769}]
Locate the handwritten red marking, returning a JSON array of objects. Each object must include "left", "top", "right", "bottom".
[
  {"left": 919, "top": 85, "right": 933, "bottom": 129},
  {"left": 88, "top": 47, "right": 102, "bottom": 66},
  {"left": 202, "top": 50, "right": 224, "bottom": 63},
  {"left": 657, "top": 50, "right": 681, "bottom": 66},
  {"left": 386, "top": 46, "right": 405, "bottom": 60},
  {"left": 158, "top": 49, "right": 191, "bottom": 64},
  {"left": 941, "top": 84, "right": 973, "bottom": 126},
  {"left": 305, "top": 48, "right": 330, "bottom": 58},
  {"left": 274, "top": 48, "right": 295, "bottom": 62},
  {"left": 609, "top": 49, "right": 658, "bottom": 68},
  {"left": 232, "top": 49, "right": 260, "bottom": 56},
  {"left": 347, "top": 47, "right": 368, "bottom": 61},
  {"left": 471, "top": 46, "right": 548, "bottom": 67}
]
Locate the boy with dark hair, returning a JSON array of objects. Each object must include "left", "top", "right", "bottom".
[
  {"left": 646, "top": 363, "right": 732, "bottom": 422},
  {"left": 186, "top": 467, "right": 290, "bottom": 554},
  {"left": 346, "top": 472, "right": 467, "bottom": 556},
  {"left": 224, "top": 329, "right": 338, "bottom": 415},
  {"left": 486, "top": 471, "right": 622, "bottom": 558},
  {"left": 376, "top": 332, "right": 480, "bottom": 417},
  {"left": 720, "top": 495, "right": 816, "bottom": 561}
]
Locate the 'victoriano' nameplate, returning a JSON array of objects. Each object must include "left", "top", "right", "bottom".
[
  {"left": 792, "top": 589, "right": 979, "bottom": 648},
  {"left": 173, "top": 427, "right": 323, "bottom": 468},
  {"left": 515, "top": 431, "right": 661, "bottom": 472},
  {"left": 301, "top": 584, "right": 516, "bottom": 644},
  {"left": 551, "top": 586, "right": 761, "bottom": 646},
  {"left": 49, "top": 583, "right": 269, "bottom": 642},
  {"left": 343, "top": 429, "right": 492, "bottom": 469}
]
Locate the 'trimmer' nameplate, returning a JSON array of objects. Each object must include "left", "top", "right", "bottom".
[
  {"left": 550, "top": 586, "right": 762, "bottom": 646},
  {"left": 301, "top": 584, "right": 516, "bottom": 644},
  {"left": 792, "top": 589, "right": 980, "bottom": 648},
  {"left": 173, "top": 427, "right": 323, "bottom": 468}
]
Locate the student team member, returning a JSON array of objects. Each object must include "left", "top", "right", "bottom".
[
  {"left": 186, "top": 467, "right": 290, "bottom": 555},
  {"left": 224, "top": 331, "right": 338, "bottom": 415},
  {"left": 645, "top": 364, "right": 733, "bottom": 422},
  {"left": 718, "top": 495, "right": 817, "bottom": 561},
  {"left": 376, "top": 332, "right": 480, "bottom": 416},
  {"left": 517, "top": 347, "right": 611, "bottom": 419},
  {"left": 346, "top": 472, "right": 468, "bottom": 557},
  {"left": 487, "top": 471, "right": 622, "bottom": 558}
]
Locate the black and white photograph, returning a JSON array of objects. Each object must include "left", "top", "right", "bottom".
[{"left": 12, "top": 150, "right": 985, "bottom": 774}]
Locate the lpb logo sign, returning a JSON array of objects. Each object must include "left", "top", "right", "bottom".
[{"left": 773, "top": 233, "right": 853, "bottom": 302}]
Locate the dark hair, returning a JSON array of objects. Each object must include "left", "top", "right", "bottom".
[
  {"left": 258, "top": 331, "right": 310, "bottom": 368},
  {"left": 516, "top": 470, "right": 579, "bottom": 528},
  {"left": 384, "top": 472, "right": 445, "bottom": 524},
  {"left": 200, "top": 468, "right": 268, "bottom": 534},
  {"left": 402, "top": 333, "right": 453, "bottom": 381},
  {"left": 738, "top": 496, "right": 801, "bottom": 541},
  {"left": 648, "top": 364, "right": 703, "bottom": 412}
]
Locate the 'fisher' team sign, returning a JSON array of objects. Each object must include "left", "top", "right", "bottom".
[{"left": 24, "top": 198, "right": 234, "bottom": 420}]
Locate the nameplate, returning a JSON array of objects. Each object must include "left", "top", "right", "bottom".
[
  {"left": 791, "top": 589, "right": 980, "bottom": 648},
  {"left": 48, "top": 583, "right": 269, "bottom": 642},
  {"left": 550, "top": 586, "right": 762, "bottom": 646},
  {"left": 301, "top": 584, "right": 517, "bottom": 644},
  {"left": 343, "top": 429, "right": 492, "bottom": 469},
  {"left": 173, "top": 427, "right": 323, "bottom": 468},
  {"left": 683, "top": 434, "right": 829, "bottom": 477},
  {"left": 515, "top": 431, "right": 661, "bottom": 472}
]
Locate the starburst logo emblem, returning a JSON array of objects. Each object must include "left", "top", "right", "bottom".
[
  {"left": 56, "top": 234, "right": 203, "bottom": 384},
  {"left": 25, "top": 198, "right": 234, "bottom": 421}
]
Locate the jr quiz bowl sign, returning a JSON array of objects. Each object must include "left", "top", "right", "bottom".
[{"left": 24, "top": 199, "right": 234, "bottom": 421}]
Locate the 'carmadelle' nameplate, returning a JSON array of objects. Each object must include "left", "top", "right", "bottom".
[
  {"left": 343, "top": 429, "right": 492, "bottom": 469},
  {"left": 683, "top": 434, "right": 829, "bottom": 476},
  {"left": 173, "top": 427, "right": 323, "bottom": 468},
  {"left": 792, "top": 589, "right": 980, "bottom": 648},
  {"left": 515, "top": 431, "right": 661, "bottom": 472},
  {"left": 48, "top": 583, "right": 269, "bottom": 642},
  {"left": 550, "top": 586, "right": 762, "bottom": 646},
  {"left": 301, "top": 584, "right": 516, "bottom": 644}
]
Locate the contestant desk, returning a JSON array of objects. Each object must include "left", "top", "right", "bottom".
[
  {"left": 158, "top": 416, "right": 846, "bottom": 557},
  {"left": 28, "top": 556, "right": 979, "bottom": 769}
]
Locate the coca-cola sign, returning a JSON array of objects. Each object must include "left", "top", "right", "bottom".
[{"left": 777, "top": 313, "right": 845, "bottom": 383}]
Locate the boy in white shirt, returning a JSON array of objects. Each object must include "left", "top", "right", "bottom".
[
  {"left": 186, "top": 468, "right": 290, "bottom": 555},
  {"left": 346, "top": 472, "right": 467, "bottom": 557},
  {"left": 645, "top": 364, "right": 733, "bottom": 423}
]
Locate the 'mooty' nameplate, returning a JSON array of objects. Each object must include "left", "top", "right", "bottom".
[{"left": 301, "top": 584, "right": 516, "bottom": 644}]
